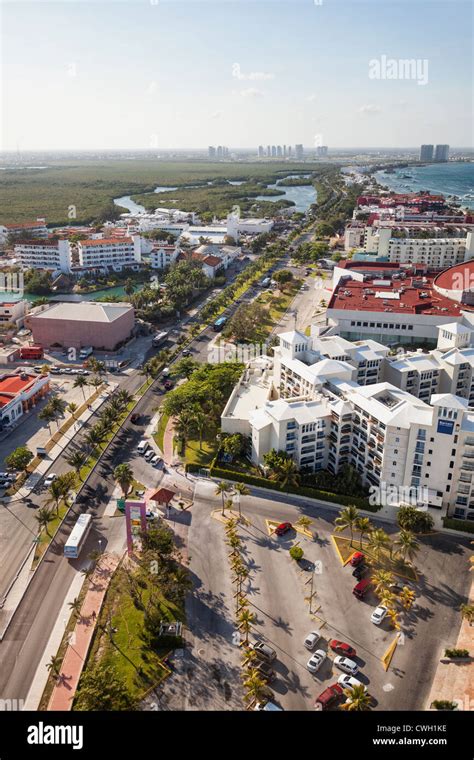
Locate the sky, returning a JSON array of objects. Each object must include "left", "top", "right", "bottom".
[{"left": 0, "top": 0, "right": 472, "bottom": 150}]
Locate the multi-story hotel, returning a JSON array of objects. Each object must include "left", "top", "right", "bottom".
[
  {"left": 77, "top": 236, "right": 141, "bottom": 271},
  {"left": 0, "top": 219, "right": 49, "bottom": 245},
  {"left": 222, "top": 324, "right": 474, "bottom": 520},
  {"left": 14, "top": 239, "right": 71, "bottom": 273}
]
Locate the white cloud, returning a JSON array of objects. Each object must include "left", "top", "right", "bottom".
[
  {"left": 240, "top": 88, "right": 263, "bottom": 98},
  {"left": 232, "top": 63, "right": 274, "bottom": 81},
  {"left": 306, "top": 94, "right": 317, "bottom": 102},
  {"left": 358, "top": 104, "right": 382, "bottom": 115}
]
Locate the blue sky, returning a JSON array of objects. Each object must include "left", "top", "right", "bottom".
[{"left": 1, "top": 0, "right": 472, "bottom": 150}]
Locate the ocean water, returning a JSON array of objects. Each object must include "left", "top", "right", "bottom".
[{"left": 375, "top": 162, "right": 474, "bottom": 209}]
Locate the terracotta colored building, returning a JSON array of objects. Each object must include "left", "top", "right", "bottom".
[
  {"left": 0, "top": 370, "right": 50, "bottom": 430},
  {"left": 28, "top": 301, "right": 135, "bottom": 351}
]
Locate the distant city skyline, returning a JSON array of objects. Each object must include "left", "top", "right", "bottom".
[{"left": 1, "top": 0, "right": 472, "bottom": 151}]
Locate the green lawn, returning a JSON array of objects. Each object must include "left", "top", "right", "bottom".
[
  {"left": 155, "top": 413, "right": 169, "bottom": 454},
  {"left": 185, "top": 437, "right": 217, "bottom": 467}
]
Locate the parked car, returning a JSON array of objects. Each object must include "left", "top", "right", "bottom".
[
  {"left": 130, "top": 413, "right": 140, "bottom": 424},
  {"left": 352, "top": 578, "right": 371, "bottom": 600},
  {"left": 151, "top": 455, "right": 162, "bottom": 467},
  {"left": 352, "top": 564, "right": 366, "bottom": 580},
  {"left": 389, "top": 581, "right": 414, "bottom": 594},
  {"left": 304, "top": 631, "right": 322, "bottom": 650},
  {"left": 329, "top": 640, "right": 357, "bottom": 658},
  {"left": 337, "top": 674, "right": 365, "bottom": 691},
  {"left": 306, "top": 649, "right": 326, "bottom": 673},
  {"left": 334, "top": 656, "right": 359, "bottom": 676},
  {"left": 50, "top": 367, "right": 61, "bottom": 374},
  {"left": 144, "top": 449, "right": 155, "bottom": 462},
  {"left": 181, "top": 349, "right": 191, "bottom": 356},
  {"left": 275, "top": 521, "right": 292, "bottom": 536},
  {"left": 44, "top": 473, "right": 57, "bottom": 488},
  {"left": 163, "top": 381, "right": 173, "bottom": 390},
  {"left": 314, "top": 683, "right": 344, "bottom": 710},
  {"left": 146, "top": 509, "right": 158, "bottom": 521},
  {"left": 350, "top": 551, "right": 365, "bottom": 567},
  {"left": 250, "top": 641, "right": 277, "bottom": 662},
  {"left": 371, "top": 605, "right": 388, "bottom": 625},
  {"left": 254, "top": 700, "right": 283, "bottom": 711},
  {"left": 254, "top": 660, "right": 276, "bottom": 683}
]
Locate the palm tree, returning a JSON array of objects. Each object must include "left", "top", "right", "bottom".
[
  {"left": 460, "top": 603, "right": 474, "bottom": 625},
  {"left": 38, "top": 406, "right": 55, "bottom": 434},
  {"left": 335, "top": 505, "right": 360, "bottom": 547},
  {"left": 355, "top": 516, "right": 372, "bottom": 550},
  {"left": 49, "top": 396, "right": 67, "bottom": 425},
  {"left": 65, "top": 450, "right": 89, "bottom": 480},
  {"left": 46, "top": 655, "right": 62, "bottom": 680},
  {"left": 232, "top": 482, "right": 250, "bottom": 520},
  {"left": 85, "top": 426, "right": 106, "bottom": 450},
  {"left": 73, "top": 374, "right": 89, "bottom": 400},
  {"left": 40, "top": 364, "right": 50, "bottom": 376},
  {"left": 174, "top": 410, "right": 196, "bottom": 453},
  {"left": 67, "top": 402, "right": 78, "bottom": 420},
  {"left": 89, "top": 375, "right": 103, "bottom": 392},
  {"left": 191, "top": 407, "right": 207, "bottom": 450},
  {"left": 296, "top": 515, "right": 313, "bottom": 535},
  {"left": 115, "top": 389, "right": 133, "bottom": 408},
  {"left": 35, "top": 507, "right": 54, "bottom": 536},
  {"left": 367, "top": 527, "right": 391, "bottom": 560},
  {"left": 237, "top": 609, "right": 256, "bottom": 644},
  {"left": 371, "top": 569, "right": 394, "bottom": 599},
  {"left": 215, "top": 480, "right": 231, "bottom": 516},
  {"left": 400, "top": 586, "right": 416, "bottom": 610},
  {"left": 114, "top": 463, "right": 134, "bottom": 498},
  {"left": 45, "top": 479, "right": 64, "bottom": 516},
  {"left": 270, "top": 457, "right": 300, "bottom": 492},
  {"left": 340, "top": 684, "right": 372, "bottom": 711},
  {"left": 242, "top": 669, "right": 268, "bottom": 706},
  {"left": 68, "top": 597, "right": 82, "bottom": 619},
  {"left": 395, "top": 530, "right": 420, "bottom": 565}
]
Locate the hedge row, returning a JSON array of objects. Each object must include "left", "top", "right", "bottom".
[
  {"left": 442, "top": 517, "right": 474, "bottom": 535},
  {"left": 209, "top": 464, "right": 380, "bottom": 511}
]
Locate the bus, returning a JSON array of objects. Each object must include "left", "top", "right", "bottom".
[
  {"left": 152, "top": 330, "right": 169, "bottom": 348},
  {"left": 64, "top": 513, "right": 92, "bottom": 559},
  {"left": 213, "top": 316, "right": 227, "bottom": 332}
]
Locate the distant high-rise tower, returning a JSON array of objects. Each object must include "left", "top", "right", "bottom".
[
  {"left": 258, "top": 145, "right": 264, "bottom": 158},
  {"left": 316, "top": 146, "right": 328, "bottom": 157},
  {"left": 420, "top": 144, "right": 434, "bottom": 162},
  {"left": 208, "top": 146, "right": 216, "bottom": 159},
  {"left": 295, "top": 144, "right": 304, "bottom": 160},
  {"left": 217, "top": 145, "right": 223, "bottom": 158},
  {"left": 266, "top": 145, "right": 271, "bottom": 157},
  {"left": 288, "top": 146, "right": 292, "bottom": 157},
  {"left": 277, "top": 145, "right": 282, "bottom": 157},
  {"left": 434, "top": 144, "right": 449, "bottom": 162},
  {"left": 271, "top": 145, "right": 277, "bottom": 157},
  {"left": 283, "top": 144, "right": 287, "bottom": 157}
]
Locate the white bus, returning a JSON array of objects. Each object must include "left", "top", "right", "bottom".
[{"left": 64, "top": 513, "right": 92, "bottom": 559}]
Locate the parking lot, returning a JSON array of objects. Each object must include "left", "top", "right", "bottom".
[{"left": 189, "top": 482, "right": 472, "bottom": 711}]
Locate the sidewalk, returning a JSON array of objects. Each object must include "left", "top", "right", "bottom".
[
  {"left": 47, "top": 552, "right": 121, "bottom": 711},
  {"left": 426, "top": 576, "right": 474, "bottom": 711}
]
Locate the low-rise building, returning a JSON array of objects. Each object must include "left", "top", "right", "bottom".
[
  {"left": 0, "top": 369, "right": 50, "bottom": 431},
  {"left": 78, "top": 237, "right": 141, "bottom": 271},
  {"left": 0, "top": 219, "right": 48, "bottom": 245},
  {"left": 0, "top": 298, "right": 27, "bottom": 329},
  {"left": 27, "top": 301, "right": 135, "bottom": 351},
  {"left": 149, "top": 244, "right": 180, "bottom": 270}
]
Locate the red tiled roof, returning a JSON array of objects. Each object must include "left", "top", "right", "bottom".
[
  {"left": 202, "top": 255, "right": 222, "bottom": 267},
  {"left": 149, "top": 488, "right": 176, "bottom": 504},
  {"left": 4, "top": 221, "right": 47, "bottom": 229}
]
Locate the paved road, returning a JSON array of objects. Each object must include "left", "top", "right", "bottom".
[
  {"left": 187, "top": 482, "right": 472, "bottom": 711},
  {"left": 0, "top": 244, "right": 294, "bottom": 702}
]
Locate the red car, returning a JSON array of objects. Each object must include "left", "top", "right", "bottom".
[
  {"left": 350, "top": 551, "right": 365, "bottom": 567},
  {"left": 329, "top": 639, "right": 357, "bottom": 658},
  {"left": 163, "top": 381, "right": 173, "bottom": 390},
  {"left": 314, "top": 683, "right": 344, "bottom": 711},
  {"left": 275, "top": 521, "right": 292, "bottom": 536}
]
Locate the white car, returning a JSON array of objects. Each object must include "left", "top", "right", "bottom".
[
  {"left": 334, "top": 656, "right": 359, "bottom": 676},
  {"left": 144, "top": 449, "right": 155, "bottom": 462},
  {"left": 44, "top": 473, "right": 57, "bottom": 487},
  {"left": 151, "top": 455, "right": 162, "bottom": 467},
  {"left": 306, "top": 649, "right": 326, "bottom": 673},
  {"left": 304, "top": 631, "right": 321, "bottom": 650},
  {"left": 146, "top": 509, "right": 158, "bottom": 521},
  {"left": 337, "top": 674, "right": 365, "bottom": 691},
  {"left": 371, "top": 605, "right": 388, "bottom": 625},
  {"left": 254, "top": 701, "right": 283, "bottom": 711}
]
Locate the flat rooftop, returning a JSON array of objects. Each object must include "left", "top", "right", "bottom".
[
  {"left": 32, "top": 301, "right": 133, "bottom": 323},
  {"left": 328, "top": 275, "right": 470, "bottom": 317}
]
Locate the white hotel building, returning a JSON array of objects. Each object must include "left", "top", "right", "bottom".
[
  {"left": 222, "top": 327, "right": 474, "bottom": 519},
  {"left": 363, "top": 225, "right": 474, "bottom": 268},
  {"left": 14, "top": 239, "right": 71, "bottom": 273},
  {"left": 78, "top": 236, "right": 141, "bottom": 271}
]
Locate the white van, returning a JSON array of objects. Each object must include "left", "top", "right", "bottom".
[{"left": 137, "top": 440, "right": 149, "bottom": 455}]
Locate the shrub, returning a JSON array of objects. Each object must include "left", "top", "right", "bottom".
[
  {"left": 430, "top": 700, "right": 458, "bottom": 711},
  {"left": 397, "top": 506, "right": 434, "bottom": 534},
  {"left": 442, "top": 517, "right": 474, "bottom": 535},
  {"left": 289, "top": 546, "right": 304, "bottom": 561},
  {"left": 444, "top": 648, "right": 470, "bottom": 658}
]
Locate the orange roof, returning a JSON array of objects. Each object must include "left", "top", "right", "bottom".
[
  {"left": 202, "top": 255, "right": 222, "bottom": 267},
  {"left": 4, "top": 221, "right": 46, "bottom": 229},
  {"left": 149, "top": 487, "right": 176, "bottom": 504},
  {"left": 79, "top": 237, "right": 133, "bottom": 247},
  {"left": 0, "top": 373, "right": 36, "bottom": 394}
]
